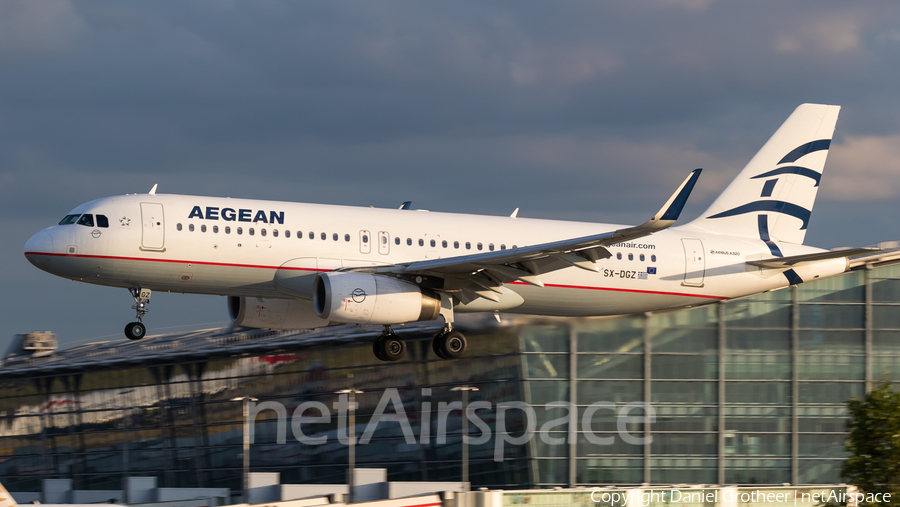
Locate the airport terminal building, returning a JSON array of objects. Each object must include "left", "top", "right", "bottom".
[{"left": 2, "top": 252, "right": 899, "bottom": 494}]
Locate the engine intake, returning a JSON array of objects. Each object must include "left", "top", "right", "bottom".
[{"left": 313, "top": 272, "right": 441, "bottom": 325}]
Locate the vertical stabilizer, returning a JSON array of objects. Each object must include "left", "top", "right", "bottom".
[{"left": 688, "top": 103, "right": 840, "bottom": 245}]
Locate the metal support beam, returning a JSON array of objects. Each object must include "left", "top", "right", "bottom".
[
  {"left": 718, "top": 301, "right": 726, "bottom": 486},
  {"left": 569, "top": 325, "right": 578, "bottom": 487},
  {"left": 791, "top": 286, "right": 800, "bottom": 486},
  {"left": 865, "top": 265, "right": 873, "bottom": 392},
  {"left": 644, "top": 313, "right": 652, "bottom": 484}
]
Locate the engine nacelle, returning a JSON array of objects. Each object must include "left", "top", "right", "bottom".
[
  {"left": 313, "top": 272, "right": 441, "bottom": 325},
  {"left": 228, "top": 296, "right": 330, "bottom": 330}
]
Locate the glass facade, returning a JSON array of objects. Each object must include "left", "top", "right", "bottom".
[{"left": 1, "top": 263, "right": 899, "bottom": 492}]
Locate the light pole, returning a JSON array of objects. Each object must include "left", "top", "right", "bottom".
[
  {"left": 451, "top": 386, "right": 478, "bottom": 507},
  {"left": 335, "top": 386, "right": 362, "bottom": 504},
  {"left": 231, "top": 396, "right": 258, "bottom": 504}
]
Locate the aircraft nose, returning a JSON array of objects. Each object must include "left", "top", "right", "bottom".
[{"left": 24, "top": 231, "right": 54, "bottom": 269}]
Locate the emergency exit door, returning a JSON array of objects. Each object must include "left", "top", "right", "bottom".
[
  {"left": 141, "top": 202, "right": 165, "bottom": 251},
  {"left": 681, "top": 238, "right": 705, "bottom": 287}
]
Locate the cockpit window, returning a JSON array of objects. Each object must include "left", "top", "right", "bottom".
[
  {"left": 59, "top": 214, "right": 80, "bottom": 225},
  {"left": 76, "top": 214, "right": 94, "bottom": 227},
  {"left": 96, "top": 215, "right": 109, "bottom": 228}
]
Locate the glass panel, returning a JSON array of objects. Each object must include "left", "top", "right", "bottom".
[
  {"left": 727, "top": 329, "right": 790, "bottom": 352},
  {"left": 798, "top": 382, "right": 865, "bottom": 405},
  {"left": 653, "top": 406, "right": 718, "bottom": 432},
  {"left": 799, "top": 330, "right": 864, "bottom": 353},
  {"left": 871, "top": 278, "right": 900, "bottom": 302},
  {"left": 797, "top": 271, "right": 864, "bottom": 302},
  {"left": 524, "top": 355, "right": 568, "bottom": 379},
  {"left": 724, "top": 433, "right": 790, "bottom": 457},
  {"left": 76, "top": 214, "right": 94, "bottom": 227},
  {"left": 725, "top": 354, "right": 790, "bottom": 379},
  {"left": 725, "top": 406, "right": 792, "bottom": 432},
  {"left": 648, "top": 306, "right": 717, "bottom": 354},
  {"left": 651, "top": 381, "right": 716, "bottom": 405},
  {"left": 576, "top": 459, "right": 643, "bottom": 484},
  {"left": 726, "top": 382, "right": 791, "bottom": 405},
  {"left": 724, "top": 301, "right": 791, "bottom": 327},
  {"left": 873, "top": 330, "right": 900, "bottom": 352},
  {"left": 873, "top": 305, "right": 900, "bottom": 329},
  {"left": 650, "top": 434, "right": 717, "bottom": 456},
  {"left": 521, "top": 325, "right": 569, "bottom": 353},
  {"left": 797, "top": 460, "right": 844, "bottom": 484},
  {"left": 58, "top": 214, "right": 80, "bottom": 225},
  {"left": 872, "top": 263, "right": 900, "bottom": 278},
  {"left": 652, "top": 355, "right": 717, "bottom": 379},
  {"left": 576, "top": 319, "right": 644, "bottom": 353},
  {"left": 649, "top": 460, "right": 717, "bottom": 484},
  {"left": 577, "top": 354, "right": 642, "bottom": 379},
  {"left": 872, "top": 356, "right": 900, "bottom": 380},
  {"left": 799, "top": 305, "right": 863, "bottom": 329},
  {"left": 798, "top": 355, "right": 865, "bottom": 380},
  {"left": 536, "top": 459, "right": 569, "bottom": 484},
  {"left": 577, "top": 434, "right": 644, "bottom": 456},
  {"left": 527, "top": 381, "right": 569, "bottom": 404},
  {"left": 577, "top": 381, "right": 642, "bottom": 405},
  {"left": 798, "top": 406, "right": 848, "bottom": 432},
  {"left": 724, "top": 459, "right": 791, "bottom": 484},
  {"left": 799, "top": 434, "right": 849, "bottom": 458}
]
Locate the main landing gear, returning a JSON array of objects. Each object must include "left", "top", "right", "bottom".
[
  {"left": 124, "top": 288, "right": 151, "bottom": 341},
  {"left": 432, "top": 325, "right": 467, "bottom": 360},
  {"left": 374, "top": 325, "right": 407, "bottom": 362}
]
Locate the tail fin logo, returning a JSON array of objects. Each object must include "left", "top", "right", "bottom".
[{"left": 705, "top": 138, "right": 831, "bottom": 229}]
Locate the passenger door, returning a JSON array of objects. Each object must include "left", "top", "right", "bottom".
[
  {"left": 140, "top": 202, "right": 165, "bottom": 251},
  {"left": 681, "top": 238, "right": 705, "bottom": 287},
  {"left": 359, "top": 230, "right": 371, "bottom": 254},
  {"left": 378, "top": 231, "right": 390, "bottom": 255}
]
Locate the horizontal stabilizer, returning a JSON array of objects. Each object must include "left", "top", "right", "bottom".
[{"left": 747, "top": 248, "right": 879, "bottom": 269}]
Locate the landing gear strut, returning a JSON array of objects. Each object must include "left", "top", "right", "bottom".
[
  {"left": 373, "top": 325, "right": 406, "bottom": 362},
  {"left": 431, "top": 294, "right": 467, "bottom": 359},
  {"left": 125, "top": 288, "right": 151, "bottom": 341}
]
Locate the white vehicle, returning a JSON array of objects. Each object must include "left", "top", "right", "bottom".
[
  {"left": 0, "top": 480, "right": 125, "bottom": 507},
  {"left": 24, "top": 104, "right": 872, "bottom": 361}
]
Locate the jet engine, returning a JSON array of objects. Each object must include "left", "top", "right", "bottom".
[
  {"left": 227, "top": 296, "right": 330, "bottom": 330},
  {"left": 313, "top": 272, "right": 441, "bottom": 325}
]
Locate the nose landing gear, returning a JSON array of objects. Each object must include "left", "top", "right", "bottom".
[{"left": 124, "top": 288, "right": 151, "bottom": 341}]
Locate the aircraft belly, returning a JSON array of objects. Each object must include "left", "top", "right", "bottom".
[
  {"left": 508, "top": 284, "right": 714, "bottom": 316},
  {"left": 55, "top": 256, "right": 281, "bottom": 297}
]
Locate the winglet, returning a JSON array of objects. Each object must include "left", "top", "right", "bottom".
[
  {"left": 510, "top": 208, "right": 519, "bottom": 218},
  {"left": 149, "top": 184, "right": 158, "bottom": 195},
  {"left": 399, "top": 201, "right": 412, "bottom": 210},
  {"left": 648, "top": 168, "right": 702, "bottom": 224}
]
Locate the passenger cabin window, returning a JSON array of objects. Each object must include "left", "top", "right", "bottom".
[
  {"left": 272, "top": 229, "right": 278, "bottom": 237},
  {"left": 430, "top": 239, "right": 436, "bottom": 247},
  {"left": 395, "top": 237, "right": 400, "bottom": 245},
  {"left": 466, "top": 242, "right": 471, "bottom": 250},
  {"left": 177, "top": 223, "right": 183, "bottom": 231},
  {"left": 261, "top": 229, "right": 267, "bottom": 237},
  {"left": 418, "top": 239, "right": 424, "bottom": 247},
  {"left": 225, "top": 226, "right": 231, "bottom": 234},
  {"left": 58, "top": 214, "right": 80, "bottom": 225},
  {"left": 489, "top": 243, "right": 494, "bottom": 251},
  {"left": 201, "top": 225, "right": 207, "bottom": 233},
  {"left": 640, "top": 254, "right": 645, "bottom": 262},
  {"left": 321, "top": 232, "right": 326, "bottom": 240},
  {"left": 651, "top": 255, "right": 657, "bottom": 262},
  {"left": 213, "top": 225, "right": 219, "bottom": 233},
  {"left": 237, "top": 227, "right": 243, "bottom": 235},
  {"left": 616, "top": 252, "right": 622, "bottom": 260},
  {"left": 96, "top": 215, "right": 109, "bottom": 228},
  {"left": 407, "top": 238, "right": 412, "bottom": 246},
  {"left": 189, "top": 224, "right": 195, "bottom": 232},
  {"left": 477, "top": 242, "right": 483, "bottom": 251},
  {"left": 285, "top": 230, "right": 290, "bottom": 238},
  {"left": 309, "top": 232, "right": 314, "bottom": 239},
  {"left": 76, "top": 214, "right": 94, "bottom": 227},
  {"left": 500, "top": 244, "right": 506, "bottom": 250},
  {"left": 442, "top": 240, "right": 447, "bottom": 248},
  {"left": 345, "top": 234, "right": 351, "bottom": 242},
  {"left": 454, "top": 241, "right": 459, "bottom": 249},
  {"left": 628, "top": 253, "right": 633, "bottom": 261},
  {"left": 249, "top": 228, "right": 255, "bottom": 236}
]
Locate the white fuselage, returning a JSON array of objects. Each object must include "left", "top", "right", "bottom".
[{"left": 24, "top": 193, "right": 847, "bottom": 317}]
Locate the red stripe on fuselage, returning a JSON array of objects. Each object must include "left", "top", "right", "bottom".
[{"left": 24, "top": 252, "right": 727, "bottom": 300}]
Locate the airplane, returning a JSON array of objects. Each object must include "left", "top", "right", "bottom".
[{"left": 24, "top": 103, "right": 875, "bottom": 361}]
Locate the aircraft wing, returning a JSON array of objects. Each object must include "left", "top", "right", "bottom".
[
  {"left": 360, "top": 169, "right": 701, "bottom": 303},
  {"left": 746, "top": 248, "right": 879, "bottom": 269}
]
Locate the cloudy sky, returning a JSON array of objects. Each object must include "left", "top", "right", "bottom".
[{"left": 2, "top": 0, "right": 899, "bottom": 348}]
